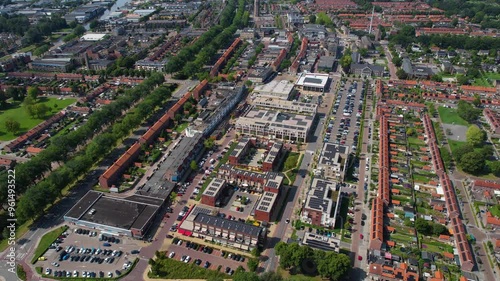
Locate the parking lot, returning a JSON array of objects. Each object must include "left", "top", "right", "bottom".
[
  {"left": 37, "top": 227, "right": 141, "bottom": 279},
  {"left": 168, "top": 237, "right": 248, "bottom": 274},
  {"left": 326, "top": 80, "right": 365, "bottom": 151}
]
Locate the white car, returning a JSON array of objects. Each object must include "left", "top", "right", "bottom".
[
  {"left": 184, "top": 256, "right": 191, "bottom": 263},
  {"left": 168, "top": 252, "right": 175, "bottom": 258},
  {"left": 51, "top": 262, "right": 59, "bottom": 267},
  {"left": 45, "top": 268, "right": 51, "bottom": 275},
  {"left": 108, "top": 272, "right": 113, "bottom": 278},
  {"left": 82, "top": 271, "right": 87, "bottom": 278},
  {"left": 73, "top": 270, "right": 78, "bottom": 277}
]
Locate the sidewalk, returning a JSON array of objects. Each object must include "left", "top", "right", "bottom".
[{"left": 170, "top": 232, "right": 253, "bottom": 258}]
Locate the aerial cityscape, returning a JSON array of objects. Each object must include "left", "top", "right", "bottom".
[{"left": 0, "top": 0, "right": 499, "bottom": 280}]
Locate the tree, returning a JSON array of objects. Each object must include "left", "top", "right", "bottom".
[
  {"left": 4, "top": 118, "right": 20, "bottom": 134},
  {"left": 33, "top": 104, "right": 50, "bottom": 118},
  {"left": 457, "top": 100, "right": 481, "bottom": 122},
  {"left": 73, "top": 25, "right": 86, "bottom": 37},
  {"left": 233, "top": 271, "right": 259, "bottom": 281},
  {"left": 454, "top": 143, "right": 474, "bottom": 161},
  {"left": 6, "top": 87, "right": 24, "bottom": 101},
  {"left": 466, "top": 125, "right": 486, "bottom": 147},
  {"left": 344, "top": 221, "right": 351, "bottom": 231},
  {"left": 247, "top": 258, "right": 258, "bottom": 272},
  {"left": 204, "top": 138, "right": 215, "bottom": 149},
  {"left": 396, "top": 69, "right": 408, "bottom": 79},
  {"left": 392, "top": 56, "right": 402, "bottom": 67},
  {"left": 479, "top": 145, "right": 494, "bottom": 159},
  {"left": 340, "top": 53, "right": 352, "bottom": 73},
  {"left": 317, "top": 252, "right": 351, "bottom": 281},
  {"left": 258, "top": 272, "right": 283, "bottom": 281},
  {"left": 406, "top": 128, "right": 416, "bottom": 136},
  {"left": 415, "top": 218, "right": 431, "bottom": 235},
  {"left": 309, "top": 14, "right": 316, "bottom": 24},
  {"left": 251, "top": 247, "right": 261, "bottom": 258},
  {"left": 174, "top": 113, "right": 183, "bottom": 123},
  {"left": 0, "top": 89, "right": 7, "bottom": 108},
  {"left": 460, "top": 151, "right": 485, "bottom": 174},
  {"left": 359, "top": 48, "right": 368, "bottom": 57},
  {"left": 490, "top": 161, "right": 500, "bottom": 177},
  {"left": 473, "top": 94, "right": 481, "bottom": 107},
  {"left": 27, "top": 86, "right": 39, "bottom": 101},
  {"left": 457, "top": 74, "right": 470, "bottom": 85},
  {"left": 190, "top": 160, "right": 198, "bottom": 171},
  {"left": 432, "top": 223, "right": 447, "bottom": 236}
]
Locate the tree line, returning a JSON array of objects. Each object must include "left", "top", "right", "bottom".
[
  {"left": 390, "top": 25, "right": 500, "bottom": 50},
  {"left": 165, "top": 0, "right": 249, "bottom": 79},
  {"left": 0, "top": 73, "right": 167, "bottom": 240},
  {"left": 0, "top": 14, "right": 68, "bottom": 46},
  {"left": 274, "top": 242, "right": 351, "bottom": 281}
]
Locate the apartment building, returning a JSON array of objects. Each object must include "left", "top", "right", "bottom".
[
  {"left": 192, "top": 213, "right": 266, "bottom": 250},
  {"left": 235, "top": 107, "right": 314, "bottom": 142},
  {"left": 253, "top": 96, "right": 318, "bottom": 115},
  {"left": 201, "top": 178, "right": 227, "bottom": 207},
  {"left": 318, "top": 143, "right": 349, "bottom": 181},
  {"left": 302, "top": 179, "right": 341, "bottom": 227}
]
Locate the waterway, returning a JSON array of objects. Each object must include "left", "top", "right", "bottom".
[{"left": 84, "top": 0, "right": 133, "bottom": 29}]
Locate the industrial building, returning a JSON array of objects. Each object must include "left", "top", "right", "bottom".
[{"left": 64, "top": 190, "right": 168, "bottom": 238}]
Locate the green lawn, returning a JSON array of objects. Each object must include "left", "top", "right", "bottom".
[
  {"left": 438, "top": 106, "right": 468, "bottom": 126},
  {"left": 31, "top": 226, "right": 68, "bottom": 264},
  {"left": 408, "top": 137, "right": 425, "bottom": 146},
  {"left": 447, "top": 139, "right": 467, "bottom": 155},
  {"left": 473, "top": 77, "right": 491, "bottom": 87},
  {"left": 484, "top": 72, "right": 500, "bottom": 80},
  {"left": 0, "top": 97, "right": 76, "bottom": 141},
  {"left": 488, "top": 205, "right": 500, "bottom": 218},
  {"left": 174, "top": 122, "right": 189, "bottom": 133},
  {"left": 413, "top": 173, "right": 431, "bottom": 183}
]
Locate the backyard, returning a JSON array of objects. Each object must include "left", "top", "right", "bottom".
[
  {"left": 437, "top": 106, "right": 468, "bottom": 126},
  {"left": 0, "top": 97, "right": 76, "bottom": 141}
]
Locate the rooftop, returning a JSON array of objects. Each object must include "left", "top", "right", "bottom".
[
  {"left": 296, "top": 73, "right": 329, "bottom": 88},
  {"left": 64, "top": 191, "right": 161, "bottom": 231},
  {"left": 193, "top": 213, "right": 264, "bottom": 237},
  {"left": 203, "top": 178, "right": 226, "bottom": 198},
  {"left": 319, "top": 143, "right": 348, "bottom": 166},
  {"left": 255, "top": 191, "right": 278, "bottom": 213}
]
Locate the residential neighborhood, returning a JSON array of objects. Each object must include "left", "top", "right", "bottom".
[{"left": 0, "top": 0, "right": 499, "bottom": 281}]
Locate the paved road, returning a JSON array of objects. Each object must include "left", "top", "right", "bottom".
[
  {"left": 0, "top": 82, "right": 193, "bottom": 281},
  {"left": 433, "top": 116, "right": 500, "bottom": 280},
  {"left": 262, "top": 77, "right": 340, "bottom": 272},
  {"left": 381, "top": 42, "right": 398, "bottom": 81},
  {"left": 350, "top": 81, "right": 374, "bottom": 280},
  {"left": 123, "top": 126, "right": 236, "bottom": 280}
]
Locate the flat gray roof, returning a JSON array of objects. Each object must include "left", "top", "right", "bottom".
[{"left": 65, "top": 190, "right": 161, "bottom": 231}]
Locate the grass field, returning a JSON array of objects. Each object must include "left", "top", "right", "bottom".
[
  {"left": 408, "top": 137, "right": 425, "bottom": 146},
  {"left": 447, "top": 139, "right": 467, "bottom": 155},
  {"left": 489, "top": 205, "right": 500, "bottom": 218},
  {"left": 484, "top": 72, "right": 500, "bottom": 80},
  {"left": 31, "top": 226, "right": 68, "bottom": 264},
  {"left": 438, "top": 106, "right": 468, "bottom": 126},
  {"left": 473, "top": 77, "right": 491, "bottom": 87},
  {"left": 0, "top": 97, "right": 75, "bottom": 141}
]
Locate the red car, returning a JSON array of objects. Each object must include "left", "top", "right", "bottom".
[
  {"left": 358, "top": 255, "right": 362, "bottom": 261},
  {"left": 359, "top": 234, "right": 364, "bottom": 239}
]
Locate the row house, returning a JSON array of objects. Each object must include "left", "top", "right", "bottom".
[{"left": 192, "top": 213, "right": 266, "bottom": 250}]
